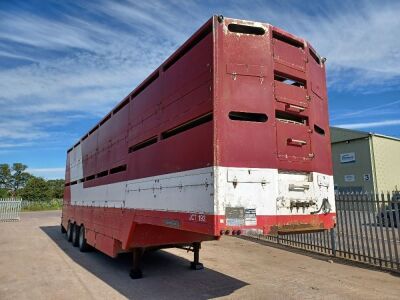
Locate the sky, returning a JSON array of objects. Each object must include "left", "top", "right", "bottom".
[{"left": 0, "top": 0, "right": 399, "bottom": 179}]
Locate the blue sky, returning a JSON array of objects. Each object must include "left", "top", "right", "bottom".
[{"left": 1, "top": 0, "right": 399, "bottom": 179}]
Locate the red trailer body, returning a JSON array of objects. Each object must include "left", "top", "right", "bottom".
[{"left": 61, "top": 16, "right": 335, "bottom": 276}]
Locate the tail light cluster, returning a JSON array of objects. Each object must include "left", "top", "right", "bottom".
[{"left": 220, "top": 229, "right": 242, "bottom": 236}]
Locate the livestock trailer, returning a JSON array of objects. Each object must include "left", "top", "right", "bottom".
[{"left": 61, "top": 15, "right": 336, "bottom": 278}]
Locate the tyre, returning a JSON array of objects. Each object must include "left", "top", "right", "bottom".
[
  {"left": 61, "top": 224, "right": 66, "bottom": 234},
  {"left": 66, "top": 222, "right": 73, "bottom": 242},
  {"left": 78, "top": 225, "right": 91, "bottom": 252},
  {"left": 72, "top": 223, "right": 80, "bottom": 247}
]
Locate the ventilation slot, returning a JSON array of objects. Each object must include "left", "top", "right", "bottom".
[
  {"left": 276, "top": 111, "right": 308, "bottom": 126},
  {"left": 89, "top": 125, "right": 99, "bottom": 135},
  {"left": 163, "top": 23, "right": 212, "bottom": 72},
  {"left": 110, "top": 164, "right": 127, "bottom": 174},
  {"left": 228, "top": 23, "right": 265, "bottom": 35},
  {"left": 65, "top": 182, "right": 71, "bottom": 187},
  {"left": 274, "top": 73, "right": 306, "bottom": 88},
  {"left": 129, "top": 136, "right": 158, "bottom": 153},
  {"left": 86, "top": 175, "right": 95, "bottom": 181},
  {"left": 70, "top": 181, "right": 77, "bottom": 186},
  {"left": 273, "top": 31, "right": 304, "bottom": 49},
  {"left": 161, "top": 113, "right": 212, "bottom": 140},
  {"left": 67, "top": 148, "right": 73, "bottom": 153},
  {"left": 314, "top": 125, "right": 325, "bottom": 135},
  {"left": 309, "top": 49, "right": 320, "bottom": 64},
  {"left": 97, "top": 170, "right": 108, "bottom": 178},
  {"left": 131, "top": 71, "right": 159, "bottom": 99},
  {"left": 100, "top": 114, "right": 111, "bottom": 126},
  {"left": 81, "top": 133, "right": 89, "bottom": 141},
  {"left": 229, "top": 112, "right": 268, "bottom": 122},
  {"left": 79, "top": 178, "right": 85, "bottom": 183},
  {"left": 74, "top": 141, "right": 80, "bottom": 148}
]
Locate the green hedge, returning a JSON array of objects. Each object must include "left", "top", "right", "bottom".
[{"left": 21, "top": 199, "right": 63, "bottom": 211}]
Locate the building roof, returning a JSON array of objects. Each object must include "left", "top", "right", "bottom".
[{"left": 330, "top": 126, "right": 400, "bottom": 143}]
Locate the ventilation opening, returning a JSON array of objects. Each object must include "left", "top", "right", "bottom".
[
  {"left": 229, "top": 111, "right": 268, "bottom": 122},
  {"left": 309, "top": 49, "right": 321, "bottom": 64},
  {"left": 97, "top": 170, "right": 108, "bottom": 178},
  {"left": 89, "top": 125, "right": 99, "bottom": 135},
  {"left": 79, "top": 178, "right": 85, "bottom": 183},
  {"left": 113, "top": 97, "right": 129, "bottom": 115},
  {"left": 100, "top": 114, "right": 111, "bottom": 126},
  {"left": 276, "top": 111, "right": 308, "bottom": 126},
  {"left": 274, "top": 73, "right": 306, "bottom": 88},
  {"left": 273, "top": 31, "right": 304, "bottom": 49},
  {"left": 81, "top": 133, "right": 89, "bottom": 141},
  {"left": 228, "top": 23, "right": 265, "bottom": 35},
  {"left": 86, "top": 175, "right": 95, "bottom": 181},
  {"left": 70, "top": 180, "right": 77, "bottom": 186},
  {"left": 314, "top": 125, "right": 325, "bottom": 135},
  {"left": 65, "top": 182, "right": 71, "bottom": 187},
  {"left": 67, "top": 147, "right": 73, "bottom": 153},
  {"left": 129, "top": 136, "right": 158, "bottom": 153},
  {"left": 130, "top": 71, "right": 159, "bottom": 99},
  {"left": 161, "top": 113, "right": 213, "bottom": 140},
  {"left": 110, "top": 164, "right": 127, "bottom": 174},
  {"left": 163, "top": 23, "right": 212, "bottom": 72}
]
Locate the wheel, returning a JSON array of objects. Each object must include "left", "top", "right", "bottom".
[
  {"left": 66, "top": 222, "right": 73, "bottom": 242},
  {"left": 61, "top": 224, "right": 66, "bottom": 234},
  {"left": 78, "top": 225, "right": 91, "bottom": 252},
  {"left": 72, "top": 223, "right": 80, "bottom": 247}
]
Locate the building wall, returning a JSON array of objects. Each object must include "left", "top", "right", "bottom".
[
  {"left": 371, "top": 136, "right": 400, "bottom": 192},
  {"left": 331, "top": 138, "right": 375, "bottom": 192}
]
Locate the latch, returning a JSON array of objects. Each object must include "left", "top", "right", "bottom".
[
  {"left": 289, "top": 184, "right": 310, "bottom": 191},
  {"left": 287, "top": 138, "right": 307, "bottom": 146},
  {"left": 285, "top": 104, "right": 305, "bottom": 113},
  {"left": 290, "top": 200, "right": 316, "bottom": 212}
]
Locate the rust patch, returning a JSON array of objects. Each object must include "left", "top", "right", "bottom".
[{"left": 270, "top": 222, "right": 325, "bottom": 235}]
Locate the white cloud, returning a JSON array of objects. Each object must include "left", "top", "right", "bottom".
[
  {"left": 336, "top": 119, "right": 400, "bottom": 129},
  {"left": 0, "top": 0, "right": 399, "bottom": 148}
]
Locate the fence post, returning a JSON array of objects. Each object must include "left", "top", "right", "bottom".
[{"left": 330, "top": 228, "right": 336, "bottom": 256}]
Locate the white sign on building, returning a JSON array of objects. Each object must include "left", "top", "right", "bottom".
[
  {"left": 344, "top": 174, "right": 356, "bottom": 182},
  {"left": 340, "top": 152, "right": 356, "bottom": 163}
]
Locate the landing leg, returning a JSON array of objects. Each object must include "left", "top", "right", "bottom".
[
  {"left": 130, "top": 247, "right": 143, "bottom": 279},
  {"left": 190, "top": 242, "right": 204, "bottom": 270}
]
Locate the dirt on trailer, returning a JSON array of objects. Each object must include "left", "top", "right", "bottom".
[{"left": 0, "top": 211, "right": 399, "bottom": 300}]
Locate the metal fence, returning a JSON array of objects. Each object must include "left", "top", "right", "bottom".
[
  {"left": 0, "top": 198, "right": 22, "bottom": 222},
  {"left": 249, "top": 191, "right": 400, "bottom": 273}
]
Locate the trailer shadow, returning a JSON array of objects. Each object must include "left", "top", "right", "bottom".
[{"left": 40, "top": 226, "right": 248, "bottom": 299}]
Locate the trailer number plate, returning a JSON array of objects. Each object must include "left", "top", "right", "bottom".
[{"left": 189, "top": 213, "right": 206, "bottom": 223}]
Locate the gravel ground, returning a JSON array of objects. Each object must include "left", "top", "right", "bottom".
[{"left": 0, "top": 210, "right": 399, "bottom": 299}]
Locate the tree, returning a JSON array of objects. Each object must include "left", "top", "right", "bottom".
[
  {"left": 0, "top": 163, "right": 31, "bottom": 197},
  {"left": 19, "top": 177, "right": 52, "bottom": 201},
  {"left": 47, "top": 179, "right": 65, "bottom": 199},
  {"left": 0, "top": 164, "right": 12, "bottom": 189}
]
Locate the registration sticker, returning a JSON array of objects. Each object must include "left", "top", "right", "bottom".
[{"left": 245, "top": 208, "right": 257, "bottom": 226}]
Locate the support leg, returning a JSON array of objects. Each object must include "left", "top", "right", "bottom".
[
  {"left": 130, "top": 247, "right": 143, "bottom": 279},
  {"left": 190, "top": 242, "right": 204, "bottom": 270}
]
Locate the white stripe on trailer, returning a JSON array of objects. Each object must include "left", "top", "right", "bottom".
[{"left": 70, "top": 166, "right": 335, "bottom": 217}]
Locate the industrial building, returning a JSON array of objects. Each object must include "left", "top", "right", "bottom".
[{"left": 330, "top": 127, "right": 400, "bottom": 193}]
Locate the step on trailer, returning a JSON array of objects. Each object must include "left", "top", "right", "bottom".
[{"left": 61, "top": 15, "right": 336, "bottom": 278}]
